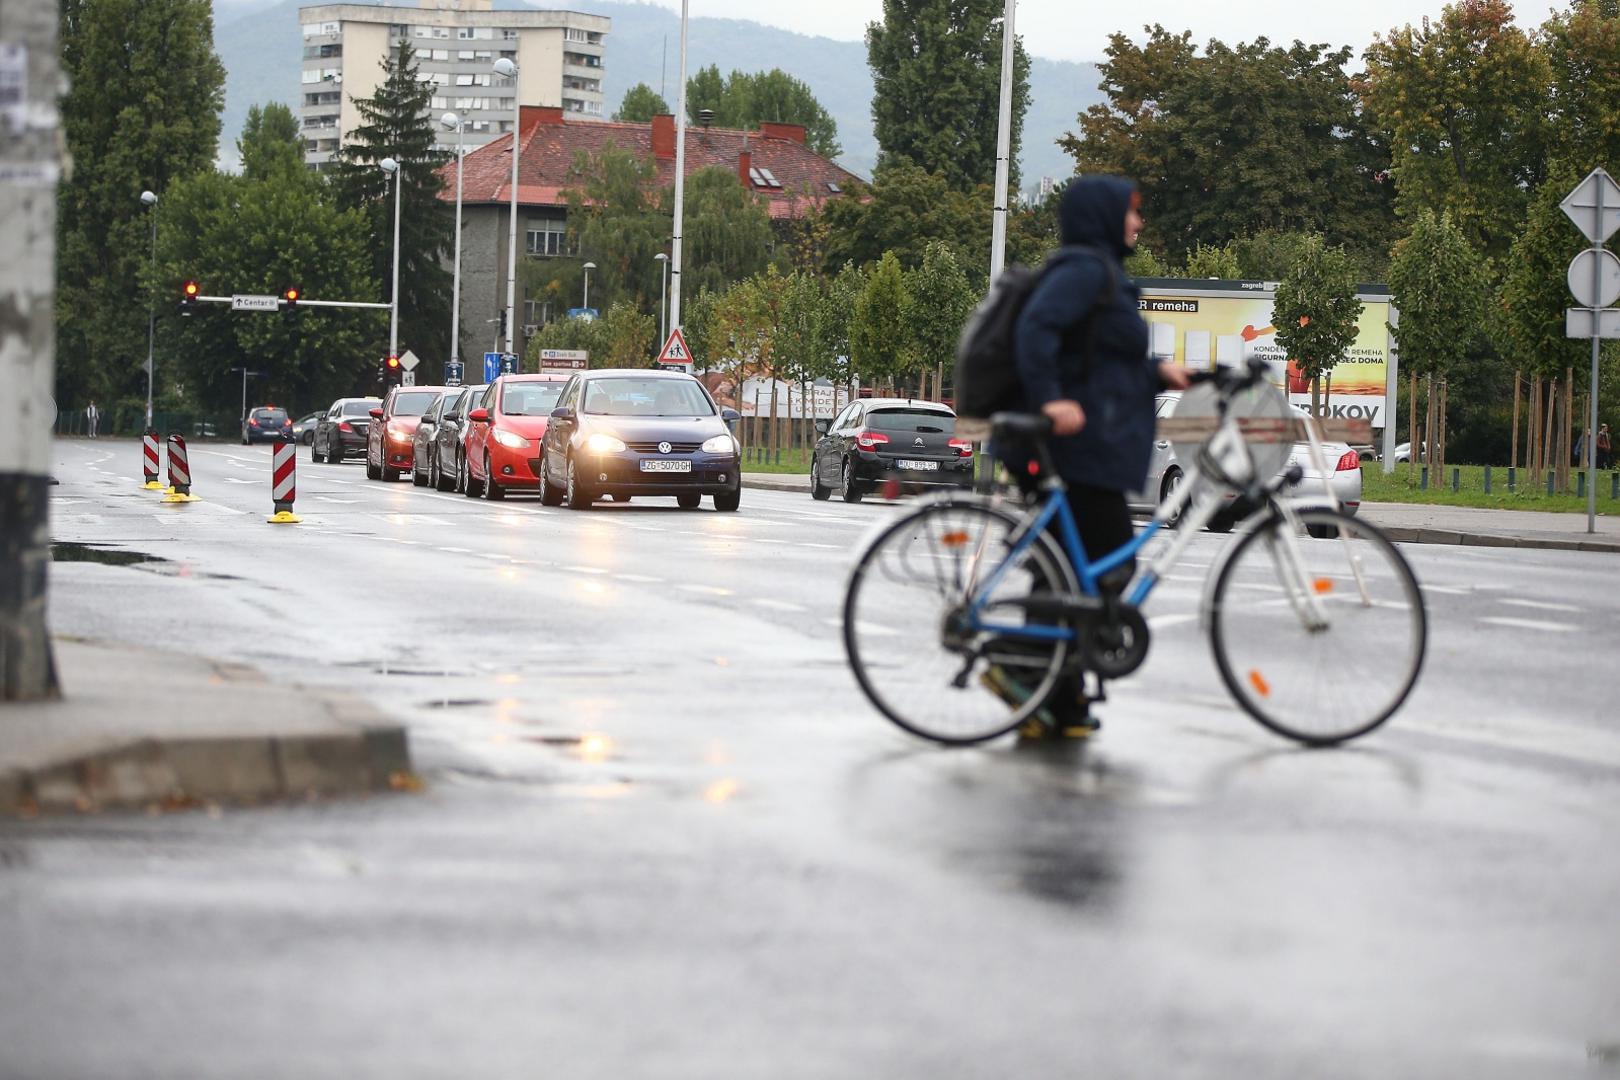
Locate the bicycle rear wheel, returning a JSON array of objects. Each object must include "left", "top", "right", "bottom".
[
  {"left": 1207, "top": 507, "right": 1426, "bottom": 745},
  {"left": 844, "top": 498, "right": 1076, "bottom": 745}
]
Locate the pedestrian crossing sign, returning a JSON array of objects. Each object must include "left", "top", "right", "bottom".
[{"left": 656, "top": 328, "right": 693, "bottom": 367}]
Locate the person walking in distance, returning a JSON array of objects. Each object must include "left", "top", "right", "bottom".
[
  {"left": 984, "top": 175, "right": 1190, "bottom": 741},
  {"left": 1597, "top": 424, "right": 1611, "bottom": 471},
  {"left": 85, "top": 399, "right": 99, "bottom": 438}
]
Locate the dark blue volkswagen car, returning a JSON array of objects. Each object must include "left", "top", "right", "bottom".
[{"left": 536, "top": 369, "right": 742, "bottom": 511}]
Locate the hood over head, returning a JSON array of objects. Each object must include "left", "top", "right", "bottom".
[{"left": 1059, "top": 176, "right": 1139, "bottom": 257}]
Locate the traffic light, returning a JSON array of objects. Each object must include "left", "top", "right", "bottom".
[
  {"left": 282, "top": 286, "right": 301, "bottom": 312},
  {"left": 386, "top": 354, "right": 401, "bottom": 384},
  {"left": 179, "top": 279, "right": 200, "bottom": 315}
]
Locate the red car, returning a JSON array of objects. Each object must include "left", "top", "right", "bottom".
[
  {"left": 462, "top": 373, "right": 568, "bottom": 500},
  {"left": 366, "top": 385, "right": 447, "bottom": 481}
]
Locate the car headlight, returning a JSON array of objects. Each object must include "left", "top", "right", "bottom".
[
  {"left": 585, "top": 433, "right": 626, "bottom": 454},
  {"left": 701, "top": 433, "right": 737, "bottom": 454},
  {"left": 493, "top": 428, "right": 530, "bottom": 449},
  {"left": 387, "top": 426, "right": 412, "bottom": 443}
]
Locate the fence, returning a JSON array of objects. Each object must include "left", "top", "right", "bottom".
[{"left": 55, "top": 407, "right": 239, "bottom": 440}]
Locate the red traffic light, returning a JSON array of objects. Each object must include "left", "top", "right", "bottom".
[
  {"left": 386, "top": 355, "right": 400, "bottom": 369},
  {"left": 283, "top": 287, "right": 300, "bottom": 303},
  {"left": 182, "top": 280, "right": 199, "bottom": 299}
]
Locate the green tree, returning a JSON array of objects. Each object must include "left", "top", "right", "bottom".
[
  {"left": 820, "top": 163, "right": 988, "bottom": 280},
  {"left": 1183, "top": 241, "right": 1243, "bottom": 279},
  {"left": 1541, "top": 0, "right": 1620, "bottom": 174},
  {"left": 1125, "top": 248, "right": 1172, "bottom": 278},
  {"left": 57, "top": 0, "right": 226, "bottom": 415},
  {"left": 1272, "top": 234, "right": 1363, "bottom": 416},
  {"left": 903, "top": 242, "right": 978, "bottom": 395},
  {"left": 614, "top": 83, "right": 670, "bottom": 122},
  {"left": 558, "top": 144, "right": 667, "bottom": 316},
  {"left": 152, "top": 107, "right": 380, "bottom": 416},
  {"left": 822, "top": 262, "right": 867, "bottom": 392},
  {"left": 1228, "top": 230, "right": 1311, "bottom": 280},
  {"left": 1387, "top": 211, "right": 1488, "bottom": 478},
  {"left": 1007, "top": 183, "right": 1064, "bottom": 268},
  {"left": 1063, "top": 27, "right": 1391, "bottom": 263},
  {"left": 685, "top": 66, "right": 841, "bottom": 158},
  {"left": 682, "top": 167, "right": 776, "bottom": 297},
  {"left": 524, "top": 301, "right": 657, "bottom": 369},
  {"left": 332, "top": 38, "right": 452, "bottom": 362},
  {"left": 1360, "top": 0, "right": 1550, "bottom": 261},
  {"left": 866, "top": 0, "right": 1031, "bottom": 192},
  {"left": 851, "top": 252, "right": 911, "bottom": 386}
]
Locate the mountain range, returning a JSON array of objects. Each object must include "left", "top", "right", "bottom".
[{"left": 213, "top": 0, "right": 1104, "bottom": 188}]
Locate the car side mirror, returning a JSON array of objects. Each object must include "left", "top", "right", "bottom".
[
  {"left": 369, "top": 408, "right": 383, "bottom": 420},
  {"left": 550, "top": 406, "right": 575, "bottom": 422},
  {"left": 814, "top": 420, "right": 828, "bottom": 435},
  {"left": 721, "top": 407, "right": 741, "bottom": 423},
  {"left": 467, "top": 407, "right": 489, "bottom": 423},
  {"left": 444, "top": 412, "right": 460, "bottom": 423}
]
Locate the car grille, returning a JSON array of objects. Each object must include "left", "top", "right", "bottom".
[{"left": 625, "top": 440, "right": 701, "bottom": 453}]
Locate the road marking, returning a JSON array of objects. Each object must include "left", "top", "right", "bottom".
[
  {"left": 614, "top": 573, "right": 664, "bottom": 583},
  {"left": 563, "top": 565, "right": 608, "bottom": 575},
  {"left": 799, "top": 542, "right": 842, "bottom": 550},
  {"left": 316, "top": 496, "right": 358, "bottom": 504},
  {"left": 1479, "top": 615, "right": 1576, "bottom": 633},
  {"left": 828, "top": 616, "right": 895, "bottom": 637},
  {"left": 1147, "top": 613, "right": 1198, "bottom": 629},
  {"left": 438, "top": 546, "right": 473, "bottom": 554},
  {"left": 679, "top": 584, "right": 733, "bottom": 596},
  {"left": 1421, "top": 584, "right": 1470, "bottom": 595},
  {"left": 753, "top": 598, "right": 805, "bottom": 612},
  {"left": 1498, "top": 597, "right": 1581, "bottom": 613},
  {"left": 222, "top": 477, "right": 257, "bottom": 485}
]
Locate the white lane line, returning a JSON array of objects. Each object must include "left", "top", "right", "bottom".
[
  {"left": 316, "top": 497, "right": 358, "bottom": 504},
  {"left": 614, "top": 573, "right": 664, "bottom": 583},
  {"left": 438, "top": 546, "right": 473, "bottom": 554},
  {"left": 222, "top": 477, "right": 257, "bottom": 485},
  {"left": 827, "top": 616, "right": 895, "bottom": 637},
  {"left": 1421, "top": 584, "right": 1471, "bottom": 595},
  {"left": 476, "top": 552, "right": 507, "bottom": 561},
  {"left": 1147, "top": 613, "right": 1198, "bottom": 629},
  {"left": 563, "top": 565, "right": 608, "bottom": 575},
  {"left": 1479, "top": 615, "right": 1576, "bottom": 633},
  {"left": 1498, "top": 597, "right": 1581, "bottom": 613},
  {"left": 799, "top": 542, "right": 842, "bottom": 550},
  {"left": 678, "top": 583, "right": 733, "bottom": 596},
  {"left": 753, "top": 598, "right": 805, "bottom": 612}
]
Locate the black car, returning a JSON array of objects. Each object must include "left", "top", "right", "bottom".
[
  {"left": 410, "top": 389, "right": 461, "bottom": 487},
  {"left": 536, "top": 369, "right": 742, "bottom": 511},
  {"left": 810, "top": 397, "right": 974, "bottom": 502},
  {"left": 292, "top": 411, "right": 323, "bottom": 445},
  {"left": 433, "top": 383, "right": 488, "bottom": 492},
  {"left": 311, "top": 397, "right": 381, "bottom": 464},
  {"left": 242, "top": 405, "right": 293, "bottom": 444}
]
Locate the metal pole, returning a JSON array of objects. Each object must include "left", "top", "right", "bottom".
[
  {"left": 389, "top": 169, "right": 402, "bottom": 360},
  {"left": 987, "top": 0, "right": 1017, "bottom": 281},
  {"left": 145, "top": 207, "right": 156, "bottom": 430},
  {"left": 669, "top": 0, "right": 689, "bottom": 330},
  {"left": 583, "top": 266, "right": 590, "bottom": 311},
  {"left": 450, "top": 120, "right": 465, "bottom": 370},
  {"left": 659, "top": 256, "right": 668, "bottom": 344},
  {"left": 1589, "top": 182, "right": 1605, "bottom": 534},
  {"left": 506, "top": 67, "right": 521, "bottom": 356}
]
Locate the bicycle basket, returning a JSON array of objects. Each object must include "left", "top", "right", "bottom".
[{"left": 1167, "top": 377, "right": 1294, "bottom": 490}]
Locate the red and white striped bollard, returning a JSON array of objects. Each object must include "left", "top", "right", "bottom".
[
  {"left": 163, "top": 433, "right": 197, "bottom": 502},
  {"left": 268, "top": 437, "right": 301, "bottom": 523},
  {"left": 141, "top": 430, "right": 162, "bottom": 489}
]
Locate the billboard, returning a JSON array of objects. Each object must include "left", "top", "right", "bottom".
[{"left": 1136, "top": 279, "right": 1397, "bottom": 429}]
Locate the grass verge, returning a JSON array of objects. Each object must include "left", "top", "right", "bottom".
[{"left": 1363, "top": 462, "right": 1619, "bottom": 515}]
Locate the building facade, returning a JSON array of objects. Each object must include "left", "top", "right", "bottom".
[{"left": 298, "top": 0, "right": 609, "bottom": 169}]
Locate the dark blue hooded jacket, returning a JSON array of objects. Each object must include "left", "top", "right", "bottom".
[{"left": 1013, "top": 176, "right": 1158, "bottom": 493}]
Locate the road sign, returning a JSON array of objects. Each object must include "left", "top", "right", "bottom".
[
  {"left": 230, "top": 294, "right": 280, "bottom": 312},
  {"left": 499, "top": 353, "right": 519, "bottom": 375},
  {"left": 483, "top": 352, "right": 501, "bottom": 383},
  {"left": 1568, "top": 249, "right": 1620, "bottom": 309},
  {"left": 1560, "top": 168, "right": 1620, "bottom": 245},
  {"left": 401, "top": 370, "right": 416, "bottom": 387},
  {"left": 444, "top": 360, "right": 464, "bottom": 386},
  {"left": 398, "top": 349, "right": 420, "bottom": 372},
  {"left": 1566, "top": 307, "right": 1620, "bottom": 339},
  {"left": 656, "top": 328, "right": 693, "bottom": 367},
  {"left": 568, "top": 307, "right": 599, "bottom": 321}
]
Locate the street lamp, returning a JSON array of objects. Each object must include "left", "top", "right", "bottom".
[
  {"left": 582, "top": 261, "right": 596, "bottom": 312},
  {"left": 493, "top": 57, "right": 521, "bottom": 359},
  {"left": 140, "top": 189, "right": 158, "bottom": 430},
  {"left": 654, "top": 252, "right": 669, "bottom": 344},
  {"left": 441, "top": 112, "right": 466, "bottom": 378},
  {"left": 378, "top": 156, "right": 402, "bottom": 363},
  {"left": 670, "top": 0, "right": 690, "bottom": 332}
]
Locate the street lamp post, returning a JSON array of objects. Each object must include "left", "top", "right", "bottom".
[
  {"left": 230, "top": 367, "right": 263, "bottom": 436},
  {"left": 654, "top": 252, "right": 669, "bottom": 344},
  {"left": 140, "top": 190, "right": 158, "bottom": 430},
  {"left": 582, "top": 261, "right": 596, "bottom": 312},
  {"left": 492, "top": 57, "right": 521, "bottom": 361},
  {"left": 441, "top": 112, "right": 466, "bottom": 378},
  {"left": 669, "top": 0, "right": 690, "bottom": 331},
  {"left": 378, "top": 157, "right": 403, "bottom": 362}
]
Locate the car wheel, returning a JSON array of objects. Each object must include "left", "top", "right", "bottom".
[
  {"left": 1206, "top": 508, "right": 1236, "bottom": 534},
  {"left": 538, "top": 457, "right": 563, "bottom": 506},
  {"left": 463, "top": 452, "right": 483, "bottom": 497},
  {"left": 714, "top": 488, "right": 740, "bottom": 512},
  {"left": 1159, "top": 467, "right": 1184, "bottom": 529},
  {"left": 412, "top": 453, "right": 428, "bottom": 486},
  {"left": 483, "top": 455, "right": 505, "bottom": 500},
  {"left": 810, "top": 456, "right": 831, "bottom": 501},
  {"left": 366, "top": 447, "right": 381, "bottom": 480},
  {"left": 677, "top": 492, "right": 701, "bottom": 510},
  {"left": 1306, "top": 522, "right": 1338, "bottom": 540},
  {"left": 841, "top": 459, "right": 863, "bottom": 503},
  {"left": 382, "top": 463, "right": 401, "bottom": 482},
  {"left": 564, "top": 456, "right": 593, "bottom": 509},
  {"left": 454, "top": 453, "right": 466, "bottom": 494},
  {"left": 310, "top": 441, "right": 321, "bottom": 464}
]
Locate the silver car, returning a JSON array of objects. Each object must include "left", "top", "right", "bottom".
[{"left": 1130, "top": 392, "right": 1363, "bottom": 532}]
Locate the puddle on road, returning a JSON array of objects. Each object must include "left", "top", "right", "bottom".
[{"left": 50, "top": 543, "right": 167, "bottom": 567}]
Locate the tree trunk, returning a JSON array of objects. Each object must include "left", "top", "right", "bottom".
[
  {"left": 1563, "top": 368, "right": 1575, "bottom": 493},
  {"left": 1423, "top": 374, "right": 1435, "bottom": 474},
  {"left": 1310, "top": 376, "right": 1321, "bottom": 420},
  {"left": 1527, "top": 379, "right": 1540, "bottom": 487},
  {"left": 1510, "top": 370, "right": 1521, "bottom": 475},
  {"left": 1408, "top": 369, "right": 1419, "bottom": 482},
  {"left": 0, "top": 0, "right": 61, "bottom": 700},
  {"left": 1543, "top": 377, "right": 1559, "bottom": 481},
  {"left": 1437, "top": 378, "right": 1448, "bottom": 478}
]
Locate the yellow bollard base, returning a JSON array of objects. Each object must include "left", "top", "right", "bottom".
[
  {"left": 142, "top": 480, "right": 164, "bottom": 490},
  {"left": 266, "top": 511, "right": 302, "bottom": 524},
  {"left": 162, "top": 492, "right": 199, "bottom": 504}
]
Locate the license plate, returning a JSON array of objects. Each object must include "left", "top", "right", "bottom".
[
  {"left": 640, "top": 459, "right": 692, "bottom": 473},
  {"left": 894, "top": 459, "right": 939, "bottom": 471}
]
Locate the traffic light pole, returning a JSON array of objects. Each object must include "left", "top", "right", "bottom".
[{"left": 185, "top": 295, "right": 393, "bottom": 311}]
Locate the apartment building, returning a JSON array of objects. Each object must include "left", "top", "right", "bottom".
[{"left": 299, "top": 0, "right": 609, "bottom": 169}]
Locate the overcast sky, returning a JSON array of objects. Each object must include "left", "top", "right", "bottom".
[{"left": 640, "top": 0, "right": 1465, "bottom": 63}]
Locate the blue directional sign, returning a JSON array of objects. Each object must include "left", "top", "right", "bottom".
[
  {"left": 568, "top": 307, "right": 599, "bottom": 322},
  {"left": 483, "top": 352, "right": 501, "bottom": 383},
  {"left": 444, "top": 360, "right": 464, "bottom": 386}
]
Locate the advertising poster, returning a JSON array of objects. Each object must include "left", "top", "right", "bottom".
[{"left": 1136, "top": 280, "right": 1396, "bottom": 429}]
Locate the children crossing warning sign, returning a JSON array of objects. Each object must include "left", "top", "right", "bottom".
[{"left": 656, "top": 328, "right": 693, "bottom": 368}]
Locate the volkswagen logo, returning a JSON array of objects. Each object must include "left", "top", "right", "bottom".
[{"left": 658, "top": 441, "right": 672, "bottom": 454}]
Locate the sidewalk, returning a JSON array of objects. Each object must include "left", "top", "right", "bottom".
[
  {"left": 0, "top": 638, "right": 412, "bottom": 815},
  {"left": 742, "top": 472, "right": 1620, "bottom": 554}
]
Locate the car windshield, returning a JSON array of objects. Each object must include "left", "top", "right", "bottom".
[
  {"left": 582, "top": 378, "right": 714, "bottom": 417},
  {"left": 502, "top": 382, "right": 564, "bottom": 416},
  {"left": 252, "top": 409, "right": 287, "bottom": 423},
  {"left": 866, "top": 408, "right": 952, "bottom": 434},
  {"left": 343, "top": 400, "right": 379, "bottom": 417},
  {"left": 391, "top": 391, "right": 439, "bottom": 417}
]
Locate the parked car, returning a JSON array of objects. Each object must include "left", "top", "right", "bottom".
[
  {"left": 809, "top": 397, "right": 974, "bottom": 503},
  {"left": 462, "top": 373, "right": 569, "bottom": 500},
  {"left": 311, "top": 398, "right": 381, "bottom": 463},
  {"left": 367, "top": 385, "right": 447, "bottom": 482},
  {"left": 241, "top": 405, "right": 293, "bottom": 444},
  {"left": 292, "top": 411, "right": 323, "bottom": 445},
  {"left": 410, "top": 389, "right": 463, "bottom": 487},
  {"left": 1128, "top": 391, "right": 1362, "bottom": 533},
  {"left": 1392, "top": 442, "right": 1427, "bottom": 464},
  {"left": 536, "top": 369, "right": 742, "bottom": 511},
  {"left": 433, "top": 383, "right": 487, "bottom": 493}
]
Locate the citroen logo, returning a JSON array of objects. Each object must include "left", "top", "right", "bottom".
[
  {"left": 658, "top": 441, "right": 672, "bottom": 454},
  {"left": 913, "top": 436, "right": 925, "bottom": 446}
]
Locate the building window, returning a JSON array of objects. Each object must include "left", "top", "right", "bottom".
[
  {"left": 501, "top": 29, "right": 519, "bottom": 40},
  {"left": 526, "top": 222, "right": 569, "bottom": 257},
  {"left": 525, "top": 299, "right": 553, "bottom": 327},
  {"left": 565, "top": 28, "right": 589, "bottom": 42},
  {"left": 455, "top": 74, "right": 473, "bottom": 86}
]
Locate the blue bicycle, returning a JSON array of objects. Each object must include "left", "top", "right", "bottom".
[{"left": 842, "top": 360, "right": 1427, "bottom": 746}]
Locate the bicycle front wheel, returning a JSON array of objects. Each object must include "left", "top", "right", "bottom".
[
  {"left": 1207, "top": 507, "right": 1426, "bottom": 745},
  {"left": 844, "top": 498, "right": 1076, "bottom": 745}
]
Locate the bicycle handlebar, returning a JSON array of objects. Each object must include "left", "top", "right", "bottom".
[{"left": 1185, "top": 356, "right": 1271, "bottom": 394}]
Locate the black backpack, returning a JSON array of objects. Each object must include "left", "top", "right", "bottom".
[{"left": 952, "top": 246, "right": 1118, "bottom": 420}]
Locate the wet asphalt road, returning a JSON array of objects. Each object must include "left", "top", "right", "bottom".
[{"left": 4, "top": 437, "right": 1619, "bottom": 1079}]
